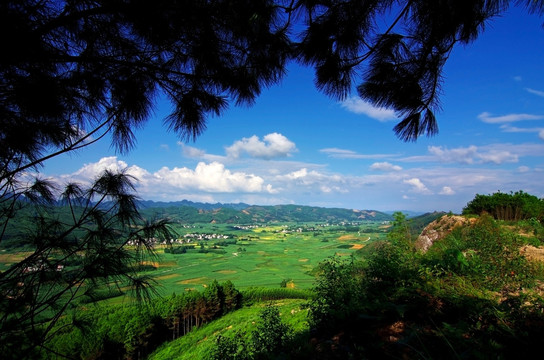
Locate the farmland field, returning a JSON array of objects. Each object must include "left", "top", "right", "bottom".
[
  {"left": 141, "top": 222, "right": 388, "bottom": 295},
  {"left": 0, "top": 221, "right": 389, "bottom": 307}
]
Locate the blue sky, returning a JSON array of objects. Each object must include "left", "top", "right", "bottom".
[{"left": 41, "top": 6, "right": 544, "bottom": 213}]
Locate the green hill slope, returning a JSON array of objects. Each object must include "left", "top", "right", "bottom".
[
  {"left": 149, "top": 299, "right": 309, "bottom": 360},
  {"left": 141, "top": 203, "right": 392, "bottom": 224}
]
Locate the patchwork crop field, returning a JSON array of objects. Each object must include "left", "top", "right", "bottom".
[{"left": 146, "top": 222, "right": 388, "bottom": 294}]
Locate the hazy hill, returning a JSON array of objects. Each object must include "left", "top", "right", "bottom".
[
  {"left": 137, "top": 199, "right": 250, "bottom": 211},
  {"left": 1, "top": 200, "right": 392, "bottom": 248},
  {"left": 140, "top": 203, "right": 392, "bottom": 224}
]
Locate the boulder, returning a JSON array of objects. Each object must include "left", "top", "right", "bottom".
[{"left": 415, "top": 215, "right": 475, "bottom": 252}]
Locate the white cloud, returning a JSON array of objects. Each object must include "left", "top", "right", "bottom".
[
  {"left": 427, "top": 145, "right": 518, "bottom": 165},
  {"left": 320, "top": 148, "right": 360, "bottom": 158},
  {"left": 540, "top": 130, "right": 544, "bottom": 140},
  {"left": 180, "top": 143, "right": 206, "bottom": 158},
  {"left": 320, "top": 148, "right": 393, "bottom": 159},
  {"left": 274, "top": 168, "right": 348, "bottom": 194},
  {"left": 155, "top": 162, "right": 272, "bottom": 193},
  {"left": 63, "top": 157, "right": 276, "bottom": 197},
  {"left": 177, "top": 142, "right": 228, "bottom": 163},
  {"left": 226, "top": 133, "right": 297, "bottom": 159},
  {"left": 439, "top": 186, "right": 455, "bottom": 195},
  {"left": 403, "top": 178, "right": 431, "bottom": 194},
  {"left": 283, "top": 168, "right": 309, "bottom": 180},
  {"left": 478, "top": 112, "right": 544, "bottom": 123},
  {"left": 526, "top": 88, "right": 544, "bottom": 97},
  {"left": 428, "top": 145, "right": 478, "bottom": 164},
  {"left": 499, "top": 125, "right": 541, "bottom": 133},
  {"left": 518, "top": 166, "right": 530, "bottom": 173},
  {"left": 70, "top": 156, "right": 149, "bottom": 181},
  {"left": 370, "top": 162, "right": 402, "bottom": 171},
  {"left": 477, "top": 150, "right": 518, "bottom": 164},
  {"left": 340, "top": 97, "right": 397, "bottom": 121}
]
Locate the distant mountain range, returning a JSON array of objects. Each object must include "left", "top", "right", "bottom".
[
  {"left": 138, "top": 200, "right": 393, "bottom": 223},
  {"left": 137, "top": 199, "right": 250, "bottom": 211},
  {"left": 384, "top": 210, "right": 426, "bottom": 218},
  {"left": 2, "top": 198, "right": 444, "bottom": 249}
]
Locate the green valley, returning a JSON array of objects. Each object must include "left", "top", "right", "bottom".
[{"left": 2, "top": 193, "right": 544, "bottom": 359}]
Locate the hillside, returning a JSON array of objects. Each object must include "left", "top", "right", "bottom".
[
  {"left": 408, "top": 211, "right": 447, "bottom": 236},
  {"left": 140, "top": 203, "right": 392, "bottom": 224},
  {"left": 137, "top": 199, "right": 250, "bottom": 211}
]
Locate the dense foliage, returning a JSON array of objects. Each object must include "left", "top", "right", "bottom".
[
  {"left": 305, "top": 214, "right": 544, "bottom": 359},
  {"left": 463, "top": 190, "right": 544, "bottom": 221}
]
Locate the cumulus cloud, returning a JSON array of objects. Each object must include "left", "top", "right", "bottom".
[
  {"left": 43, "top": 152, "right": 544, "bottom": 213},
  {"left": 225, "top": 133, "right": 297, "bottom": 159},
  {"left": 478, "top": 112, "right": 544, "bottom": 123},
  {"left": 370, "top": 162, "right": 402, "bottom": 171},
  {"left": 62, "top": 157, "right": 276, "bottom": 198},
  {"left": 403, "top": 178, "right": 431, "bottom": 194},
  {"left": 70, "top": 156, "right": 149, "bottom": 182},
  {"left": 340, "top": 97, "right": 397, "bottom": 121},
  {"left": 155, "top": 162, "right": 272, "bottom": 193}
]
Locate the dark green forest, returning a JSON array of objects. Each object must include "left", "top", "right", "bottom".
[{"left": 463, "top": 191, "right": 544, "bottom": 221}]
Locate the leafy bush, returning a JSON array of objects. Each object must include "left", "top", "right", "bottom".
[
  {"left": 211, "top": 304, "right": 293, "bottom": 360},
  {"left": 212, "top": 331, "right": 253, "bottom": 360},
  {"left": 308, "top": 257, "right": 365, "bottom": 330},
  {"left": 251, "top": 305, "right": 293, "bottom": 359}
]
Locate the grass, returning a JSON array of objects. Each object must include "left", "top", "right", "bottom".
[{"left": 149, "top": 299, "right": 309, "bottom": 360}]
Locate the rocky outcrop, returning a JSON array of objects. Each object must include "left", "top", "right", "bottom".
[{"left": 415, "top": 215, "right": 476, "bottom": 252}]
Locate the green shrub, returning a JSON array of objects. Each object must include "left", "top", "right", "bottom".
[
  {"left": 251, "top": 305, "right": 293, "bottom": 359},
  {"left": 212, "top": 331, "right": 253, "bottom": 360},
  {"left": 308, "top": 256, "right": 365, "bottom": 330},
  {"left": 211, "top": 304, "right": 293, "bottom": 360}
]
